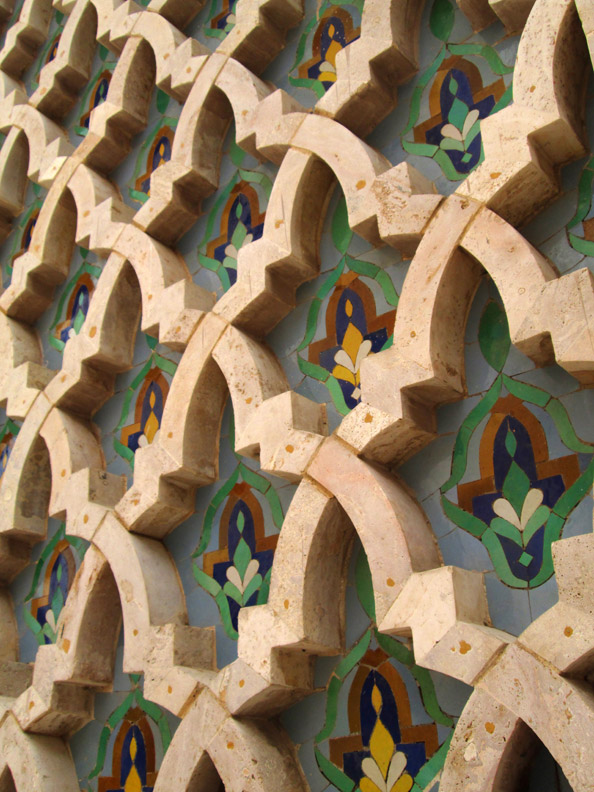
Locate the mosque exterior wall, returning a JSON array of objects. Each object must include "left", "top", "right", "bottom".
[{"left": 0, "top": 1, "right": 593, "bottom": 790}]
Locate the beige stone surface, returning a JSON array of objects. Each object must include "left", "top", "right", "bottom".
[
  {"left": 380, "top": 567, "right": 510, "bottom": 685},
  {"left": 0, "top": 0, "right": 592, "bottom": 787},
  {"left": 479, "top": 643, "right": 594, "bottom": 792},
  {"left": 309, "top": 436, "right": 440, "bottom": 623},
  {"left": 457, "top": 0, "right": 589, "bottom": 225},
  {"left": 0, "top": 713, "right": 80, "bottom": 791},
  {"left": 315, "top": 0, "right": 422, "bottom": 137},
  {"left": 0, "top": 0, "right": 52, "bottom": 78},
  {"left": 440, "top": 688, "right": 530, "bottom": 792}
]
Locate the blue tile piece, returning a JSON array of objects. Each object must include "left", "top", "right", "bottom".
[
  {"left": 516, "top": 364, "right": 580, "bottom": 398},
  {"left": 281, "top": 690, "right": 327, "bottom": 745},
  {"left": 484, "top": 573, "right": 532, "bottom": 636},
  {"left": 527, "top": 574, "right": 559, "bottom": 623},
  {"left": 422, "top": 490, "right": 457, "bottom": 540},
  {"left": 561, "top": 494, "right": 593, "bottom": 541},
  {"left": 428, "top": 669, "right": 473, "bottom": 718},
  {"left": 297, "top": 742, "right": 332, "bottom": 792},
  {"left": 560, "top": 390, "right": 594, "bottom": 443},
  {"left": 465, "top": 341, "right": 498, "bottom": 396},
  {"left": 502, "top": 342, "right": 535, "bottom": 378},
  {"left": 438, "top": 524, "right": 494, "bottom": 572},
  {"left": 398, "top": 435, "right": 456, "bottom": 502},
  {"left": 540, "top": 229, "right": 586, "bottom": 273}
]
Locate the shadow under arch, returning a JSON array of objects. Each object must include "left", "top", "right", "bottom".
[
  {"left": 55, "top": 544, "right": 122, "bottom": 689},
  {"left": 0, "top": 765, "right": 16, "bottom": 792},
  {"left": 0, "top": 127, "right": 29, "bottom": 241},
  {"left": 0, "top": 426, "right": 51, "bottom": 582}
]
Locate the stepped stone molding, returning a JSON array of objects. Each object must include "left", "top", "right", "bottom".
[{"left": 0, "top": 0, "right": 592, "bottom": 789}]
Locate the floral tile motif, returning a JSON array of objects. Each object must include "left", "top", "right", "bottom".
[
  {"left": 192, "top": 420, "right": 284, "bottom": 640},
  {"left": 130, "top": 117, "right": 177, "bottom": 205},
  {"left": 114, "top": 338, "right": 177, "bottom": 468},
  {"left": 80, "top": 675, "right": 172, "bottom": 792},
  {"left": 297, "top": 200, "right": 397, "bottom": 415},
  {"left": 182, "top": 0, "right": 238, "bottom": 48},
  {"left": 441, "top": 300, "right": 594, "bottom": 588},
  {"left": 198, "top": 0, "right": 238, "bottom": 41},
  {"left": 23, "top": 522, "right": 88, "bottom": 646},
  {"left": 2, "top": 182, "right": 45, "bottom": 288},
  {"left": 123, "top": 87, "right": 181, "bottom": 206},
  {"left": 314, "top": 551, "right": 454, "bottom": 792},
  {"left": 401, "top": 0, "right": 513, "bottom": 181},
  {"left": 48, "top": 252, "right": 101, "bottom": 354},
  {"left": 197, "top": 163, "right": 271, "bottom": 290},
  {"left": 289, "top": 1, "right": 362, "bottom": 99},
  {"left": 74, "top": 51, "right": 116, "bottom": 137},
  {"left": 210, "top": 0, "right": 238, "bottom": 38}
]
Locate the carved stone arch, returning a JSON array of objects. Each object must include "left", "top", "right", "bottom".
[
  {"left": 0, "top": 126, "right": 29, "bottom": 239},
  {"left": 0, "top": 0, "right": 53, "bottom": 79},
  {"left": 458, "top": 0, "right": 592, "bottom": 224},
  {"left": 152, "top": 688, "right": 307, "bottom": 792},
  {"left": 340, "top": 196, "right": 594, "bottom": 468},
  {"left": 54, "top": 253, "right": 142, "bottom": 417},
  {"left": 0, "top": 405, "right": 52, "bottom": 581},
  {"left": 0, "top": 714, "right": 79, "bottom": 792},
  {"left": 215, "top": 149, "right": 338, "bottom": 336},
  {"left": 440, "top": 687, "right": 538, "bottom": 791},
  {"left": 136, "top": 64, "right": 239, "bottom": 244},
  {"left": 0, "top": 95, "right": 71, "bottom": 185},
  {"left": 9, "top": 544, "right": 122, "bottom": 734},
  {"left": 83, "top": 34, "right": 157, "bottom": 173},
  {"left": 32, "top": 0, "right": 99, "bottom": 119},
  {"left": 117, "top": 316, "right": 261, "bottom": 536},
  {"left": 316, "top": 0, "right": 425, "bottom": 136},
  {"left": 0, "top": 180, "right": 78, "bottom": 323}
]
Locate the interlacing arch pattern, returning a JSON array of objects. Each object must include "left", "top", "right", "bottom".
[{"left": 0, "top": 0, "right": 593, "bottom": 789}]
